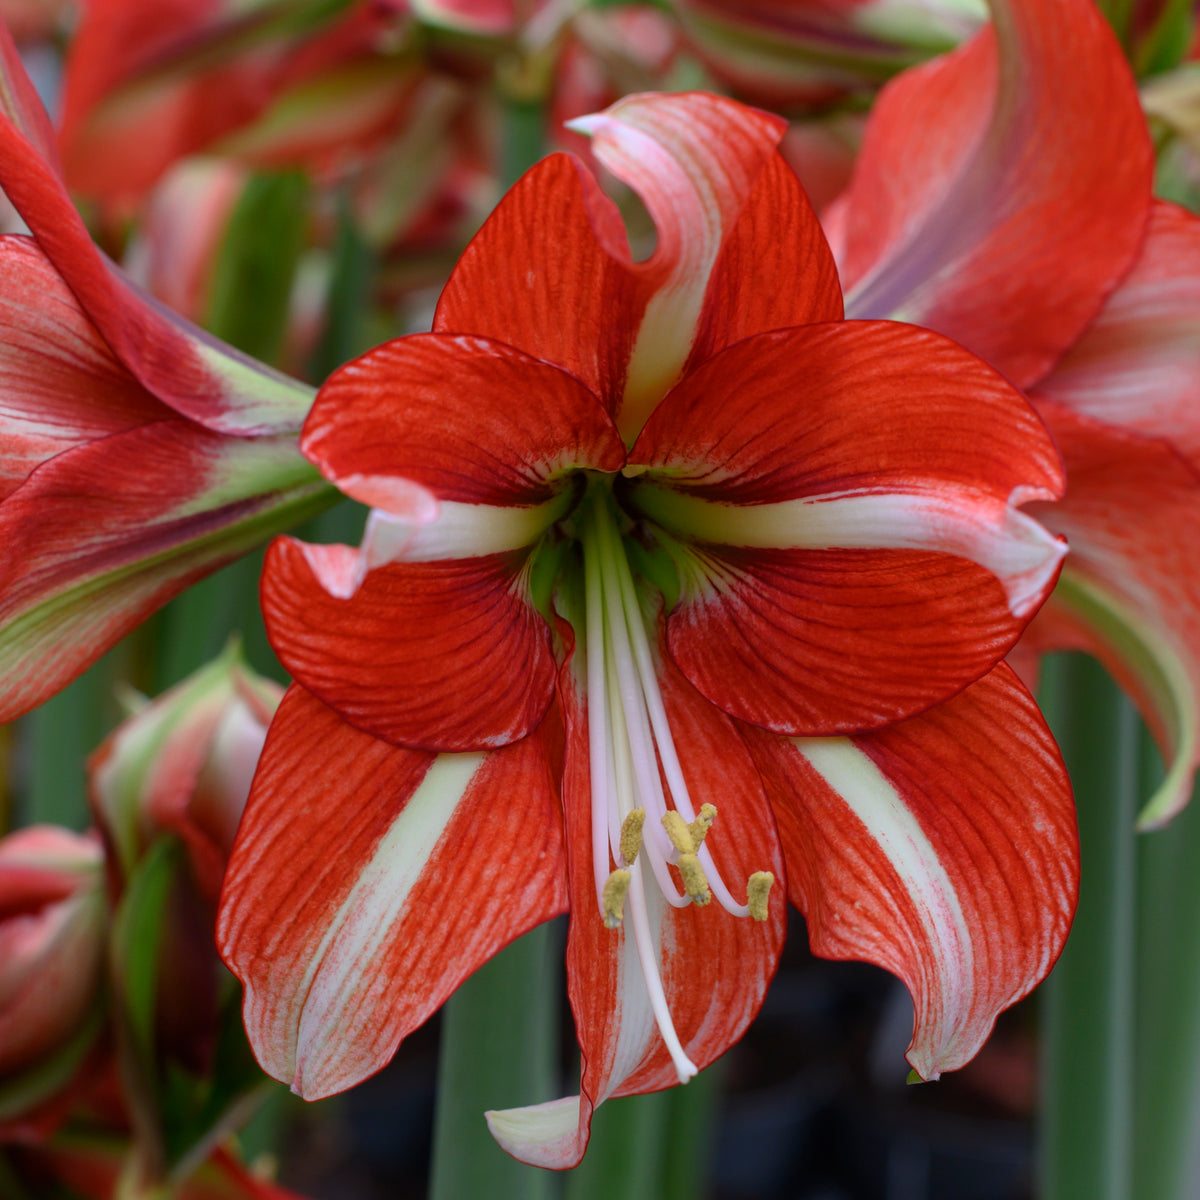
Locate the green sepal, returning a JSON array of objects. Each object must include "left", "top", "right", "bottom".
[
  {"left": 906, "top": 1068, "right": 926, "bottom": 1085},
  {"left": 110, "top": 837, "right": 183, "bottom": 1094}
]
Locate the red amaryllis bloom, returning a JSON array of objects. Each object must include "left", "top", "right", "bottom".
[
  {"left": 218, "top": 91, "right": 1076, "bottom": 1168},
  {"left": 0, "top": 25, "right": 333, "bottom": 722},
  {"left": 56, "top": 0, "right": 413, "bottom": 208},
  {"left": 824, "top": 0, "right": 1200, "bottom": 825},
  {"left": 668, "top": 0, "right": 985, "bottom": 110}
]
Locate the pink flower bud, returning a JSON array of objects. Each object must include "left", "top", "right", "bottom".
[
  {"left": 88, "top": 645, "right": 283, "bottom": 905},
  {"left": 0, "top": 826, "right": 105, "bottom": 1077}
]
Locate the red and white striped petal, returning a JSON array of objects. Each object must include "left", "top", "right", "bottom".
[
  {"left": 0, "top": 423, "right": 326, "bottom": 724},
  {"left": 0, "top": 236, "right": 167, "bottom": 500},
  {"left": 830, "top": 0, "right": 1153, "bottom": 388},
  {"left": 0, "top": 23, "right": 312, "bottom": 435},
  {"left": 1021, "top": 401, "right": 1200, "bottom": 827},
  {"left": 1035, "top": 202, "right": 1200, "bottom": 465},
  {"left": 437, "top": 94, "right": 834, "bottom": 439},
  {"left": 487, "top": 632, "right": 785, "bottom": 1169},
  {"left": 743, "top": 661, "right": 1076, "bottom": 1080},
  {"left": 217, "top": 684, "right": 567, "bottom": 1100},
  {"left": 302, "top": 334, "right": 624, "bottom": 528},
  {"left": 261, "top": 538, "right": 554, "bottom": 751},
  {"left": 568, "top": 93, "right": 791, "bottom": 437},
  {"left": 627, "top": 322, "right": 1064, "bottom": 734}
]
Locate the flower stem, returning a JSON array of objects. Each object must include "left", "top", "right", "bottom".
[
  {"left": 1133, "top": 734, "right": 1200, "bottom": 1200},
  {"left": 428, "top": 925, "right": 561, "bottom": 1200},
  {"left": 1037, "top": 653, "right": 1138, "bottom": 1200}
]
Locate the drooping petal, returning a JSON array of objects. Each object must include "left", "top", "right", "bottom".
[
  {"left": 217, "top": 684, "right": 567, "bottom": 1100},
  {"left": 0, "top": 236, "right": 167, "bottom": 500},
  {"left": 1034, "top": 201, "right": 1200, "bottom": 465},
  {"left": 301, "top": 333, "right": 625, "bottom": 514},
  {"left": 0, "top": 424, "right": 328, "bottom": 724},
  {"left": 831, "top": 0, "right": 1153, "bottom": 388},
  {"left": 743, "top": 662, "right": 1076, "bottom": 1080},
  {"left": 487, "top": 625, "right": 785, "bottom": 1169},
  {"left": 261, "top": 538, "right": 555, "bottom": 752},
  {"left": 0, "top": 22, "right": 312, "bottom": 435},
  {"left": 627, "top": 322, "right": 1064, "bottom": 735},
  {"left": 1020, "top": 400, "right": 1200, "bottom": 827},
  {"left": 436, "top": 93, "right": 839, "bottom": 437}
]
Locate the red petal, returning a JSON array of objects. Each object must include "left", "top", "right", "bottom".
[
  {"left": 1035, "top": 201, "right": 1200, "bottom": 465},
  {"left": 0, "top": 37, "right": 310, "bottom": 435},
  {"left": 217, "top": 685, "right": 567, "bottom": 1100},
  {"left": 437, "top": 94, "right": 833, "bottom": 439},
  {"left": 831, "top": 0, "right": 1153, "bottom": 387},
  {"left": 488, "top": 622, "right": 785, "bottom": 1169},
  {"left": 261, "top": 537, "right": 555, "bottom": 751},
  {"left": 1021, "top": 400, "right": 1200, "bottom": 826},
  {"left": 302, "top": 334, "right": 625, "bottom": 509},
  {"left": 628, "top": 322, "right": 1065, "bottom": 734},
  {"left": 0, "top": 423, "right": 323, "bottom": 723},
  {"left": 683, "top": 151, "right": 843, "bottom": 373},
  {"left": 434, "top": 152, "right": 645, "bottom": 408},
  {"left": 0, "top": 236, "right": 167, "bottom": 500},
  {"left": 743, "top": 662, "right": 1077, "bottom": 1079},
  {"left": 0, "top": 19, "right": 60, "bottom": 170}
]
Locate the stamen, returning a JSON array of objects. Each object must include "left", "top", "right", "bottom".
[
  {"left": 677, "top": 853, "right": 712, "bottom": 905},
  {"left": 688, "top": 803, "right": 716, "bottom": 849},
  {"left": 747, "top": 872, "right": 775, "bottom": 921},
  {"left": 627, "top": 867, "right": 699, "bottom": 1083},
  {"left": 661, "top": 810, "right": 695, "bottom": 855},
  {"left": 620, "top": 809, "right": 646, "bottom": 865},
  {"left": 602, "top": 870, "right": 632, "bottom": 928}
]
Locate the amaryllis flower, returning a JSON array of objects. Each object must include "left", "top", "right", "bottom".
[
  {"left": 55, "top": 0, "right": 444, "bottom": 208},
  {"left": 217, "top": 91, "right": 1076, "bottom": 1168},
  {"left": 0, "top": 827, "right": 105, "bottom": 1130},
  {"left": 824, "top": 0, "right": 1200, "bottom": 824},
  {"left": 668, "top": 0, "right": 986, "bottom": 110},
  {"left": 0, "top": 25, "right": 335, "bottom": 722}
]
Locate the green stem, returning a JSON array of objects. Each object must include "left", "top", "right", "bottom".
[
  {"left": 427, "top": 925, "right": 561, "bottom": 1200},
  {"left": 1037, "top": 654, "right": 1138, "bottom": 1200},
  {"left": 1133, "top": 736, "right": 1200, "bottom": 1200}
]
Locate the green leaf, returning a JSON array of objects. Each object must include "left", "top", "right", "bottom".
[{"left": 205, "top": 171, "right": 309, "bottom": 364}]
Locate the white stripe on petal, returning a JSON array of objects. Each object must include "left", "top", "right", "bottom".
[
  {"left": 794, "top": 736, "right": 973, "bottom": 1078},
  {"left": 288, "top": 752, "right": 485, "bottom": 1095},
  {"left": 635, "top": 485, "right": 1064, "bottom": 619}
]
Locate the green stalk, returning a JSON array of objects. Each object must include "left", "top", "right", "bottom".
[
  {"left": 427, "top": 926, "right": 561, "bottom": 1200},
  {"left": 1133, "top": 739, "right": 1200, "bottom": 1200},
  {"left": 427, "top": 83, "right": 561, "bottom": 1200},
  {"left": 564, "top": 1091, "right": 670, "bottom": 1200},
  {"left": 1037, "top": 653, "right": 1138, "bottom": 1200}
]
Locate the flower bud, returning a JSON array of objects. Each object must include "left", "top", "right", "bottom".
[
  {"left": 0, "top": 826, "right": 105, "bottom": 1078},
  {"left": 88, "top": 644, "right": 283, "bottom": 906}
]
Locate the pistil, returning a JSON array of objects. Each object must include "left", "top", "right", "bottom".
[{"left": 578, "top": 483, "right": 773, "bottom": 1083}]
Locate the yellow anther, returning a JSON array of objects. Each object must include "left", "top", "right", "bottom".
[
  {"left": 678, "top": 853, "right": 712, "bottom": 905},
  {"left": 661, "top": 810, "right": 695, "bottom": 855},
  {"left": 747, "top": 871, "right": 775, "bottom": 922},
  {"left": 619, "top": 809, "right": 646, "bottom": 865},
  {"left": 602, "top": 869, "right": 632, "bottom": 929},
  {"left": 688, "top": 803, "right": 717, "bottom": 849}
]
